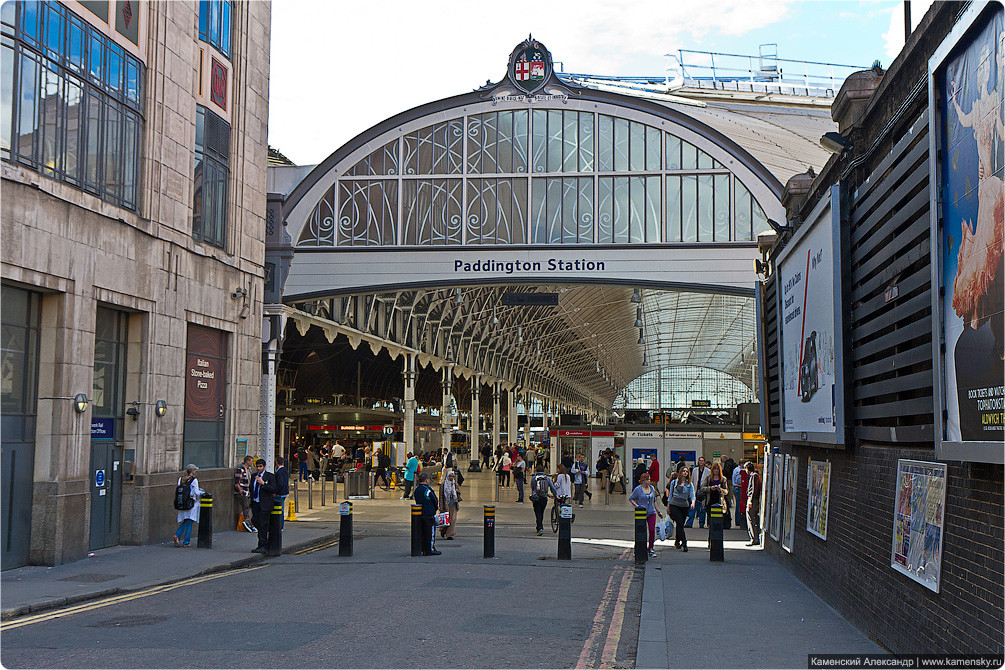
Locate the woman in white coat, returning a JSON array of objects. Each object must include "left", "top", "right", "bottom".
[{"left": 174, "top": 464, "right": 205, "bottom": 547}]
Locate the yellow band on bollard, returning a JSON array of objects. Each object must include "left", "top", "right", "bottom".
[
  {"left": 635, "top": 509, "right": 647, "bottom": 519},
  {"left": 272, "top": 506, "right": 283, "bottom": 514},
  {"left": 411, "top": 505, "right": 421, "bottom": 515},
  {"left": 200, "top": 501, "right": 213, "bottom": 507}
]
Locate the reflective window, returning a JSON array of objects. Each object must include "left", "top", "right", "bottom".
[
  {"left": 198, "top": 0, "right": 231, "bottom": 58},
  {"left": 298, "top": 106, "right": 772, "bottom": 248},
  {"left": 193, "top": 105, "right": 230, "bottom": 248},
  {"left": 1, "top": 1, "right": 143, "bottom": 209},
  {"left": 1, "top": 285, "right": 41, "bottom": 418}
]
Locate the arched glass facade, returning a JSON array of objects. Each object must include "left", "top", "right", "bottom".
[
  {"left": 614, "top": 365, "right": 756, "bottom": 410},
  {"left": 297, "top": 107, "right": 771, "bottom": 248}
]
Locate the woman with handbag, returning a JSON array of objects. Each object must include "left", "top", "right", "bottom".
[
  {"left": 438, "top": 469, "right": 459, "bottom": 540},
  {"left": 700, "top": 462, "right": 731, "bottom": 526},
  {"left": 628, "top": 472, "right": 665, "bottom": 558},
  {"left": 664, "top": 468, "right": 695, "bottom": 551}
]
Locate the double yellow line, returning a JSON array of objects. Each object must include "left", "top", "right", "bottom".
[{"left": 1, "top": 565, "right": 265, "bottom": 631}]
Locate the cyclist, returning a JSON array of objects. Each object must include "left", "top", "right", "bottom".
[{"left": 529, "top": 464, "right": 557, "bottom": 535}]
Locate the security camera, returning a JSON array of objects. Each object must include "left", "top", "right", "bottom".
[{"left": 231, "top": 287, "right": 246, "bottom": 300}]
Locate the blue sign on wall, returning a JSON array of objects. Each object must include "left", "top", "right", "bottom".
[
  {"left": 95, "top": 469, "right": 106, "bottom": 487},
  {"left": 91, "top": 417, "right": 115, "bottom": 440},
  {"left": 670, "top": 450, "right": 697, "bottom": 464}
]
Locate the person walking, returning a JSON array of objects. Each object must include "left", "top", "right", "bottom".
[
  {"left": 609, "top": 453, "right": 627, "bottom": 494},
  {"left": 647, "top": 456, "right": 661, "bottom": 494},
  {"left": 687, "top": 457, "right": 711, "bottom": 528},
  {"left": 403, "top": 452, "right": 420, "bottom": 500},
  {"left": 553, "top": 464, "right": 572, "bottom": 502},
  {"left": 628, "top": 472, "right": 664, "bottom": 557},
  {"left": 732, "top": 460, "right": 747, "bottom": 530},
  {"left": 664, "top": 467, "right": 696, "bottom": 551},
  {"left": 296, "top": 444, "right": 309, "bottom": 482},
  {"left": 480, "top": 443, "right": 492, "bottom": 470},
  {"left": 249, "top": 459, "right": 276, "bottom": 553},
  {"left": 499, "top": 451, "right": 512, "bottom": 487},
  {"left": 438, "top": 469, "right": 460, "bottom": 540},
  {"left": 233, "top": 455, "right": 254, "bottom": 533},
  {"left": 700, "top": 462, "right": 731, "bottom": 528},
  {"left": 530, "top": 464, "right": 557, "bottom": 535},
  {"left": 571, "top": 454, "right": 590, "bottom": 507},
  {"left": 512, "top": 453, "right": 527, "bottom": 502},
  {"left": 413, "top": 473, "right": 440, "bottom": 555},
  {"left": 274, "top": 456, "right": 290, "bottom": 530},
  {"left": 173, "top": 465, "right": 204, "bottom": 547},
  {"left": 745, "top": 462, "right": 762, "bottom": 546}
]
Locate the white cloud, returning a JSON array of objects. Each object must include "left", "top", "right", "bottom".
[
  {"left": 882, "top": 0, "right": 935, "bottom": 61},
  {"left": 268, "top": 0, "right": 796, "bottom": 164}
]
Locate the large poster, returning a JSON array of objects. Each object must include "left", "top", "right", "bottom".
[
  {"left": 807, "top": 460, "right": 831, "bottom": 540},
  {"left": 936, "top": 7, "right": 1004, "bottom": 451},
  {"left": 775, "top": 186, "right": 844, "bottom": 444},
  {"left": 781, "top": 455, "right": 798, "bottom": 553},
  {"left": 770, "top": 452, "right": 784, "bottom": 541},
  {"left": 891, "top": 460, "right": 947, "bottom": 593}
]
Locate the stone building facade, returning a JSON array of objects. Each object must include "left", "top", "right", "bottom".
[{"left": 1, "top": 0, "right": 271, "bottom": 567}]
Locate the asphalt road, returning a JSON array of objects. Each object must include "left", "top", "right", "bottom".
[{"left": 1, "top": 514, "right": 643, "bottom": 669}]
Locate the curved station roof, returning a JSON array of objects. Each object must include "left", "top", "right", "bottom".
[{"left": 268, "top": 38, "right": 842, "bottom": 415}]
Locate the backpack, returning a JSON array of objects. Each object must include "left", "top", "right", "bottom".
[
  {"left": 174, "top": 477, "right": 195, "bottom": 511},
  {"left": 531, "top": 474, "right": 550, "bottom": 501}
]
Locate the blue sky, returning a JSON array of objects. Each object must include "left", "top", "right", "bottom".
[{"left": 268, "top": 1, "right": 931, "bottom": 165}]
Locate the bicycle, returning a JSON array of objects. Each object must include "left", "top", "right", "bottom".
[
  {"left": 374, "top": 466, "right": 403, "bottom": 491},
  {"left": 550, "top": 496, "right": 575, "bottom": 533}
]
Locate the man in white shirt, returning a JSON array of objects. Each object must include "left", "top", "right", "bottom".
[{"left": 687, "top": 457, "right": 711, "bottom": 528}]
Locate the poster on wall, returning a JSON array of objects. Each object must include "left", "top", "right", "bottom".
[
  {"left": 781, "top": 455, "right": 798, "bottom": 553},
  {"left": 929, "top": 2, "right": 1004, "bottom": 463},
  {"left": 770, "top": 452, "right": 784, "bottom": 541},
  {"left": 775, "top": 184, "right": 846, "bottom": 446},
  {"left": 807, "top": 460, "right": 831, "bottom": 540},
  {"left": 891, "top": 459, "right": 947, "bottom": 593}
]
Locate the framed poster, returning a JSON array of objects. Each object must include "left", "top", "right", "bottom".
[
  {"left": 770, "top": 452, "right": 784, "bottom": 541},
  {"left": 928, "top": 1, "right": 1004, "bottom": 463},
  {"left": 775, "top": 184, "right": 847, "bottom": 447},
  {"left": 762, "top": 448, "right": 773, "bottom": 534},
  {"left": 781, "top": 454, "right": 798, "bottom": 553},
  {"left": 892, "top": 459, "right": 947, "bottom": 593},
  {"left": 806, "top": 460, "right": 831, "bottom": 540}
]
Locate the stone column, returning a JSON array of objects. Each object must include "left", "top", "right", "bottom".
[
  {"left": 523, "top": 393, "right": 532, "bottom": 446},
  {"left": 470, "top": 375, "right": 481, "bottom": 463},
  {"left": 492, "top": 381, "right": 501, "bottom": 451},
  {"left": 441, "top": 365, "right": 452, "bottom": 453},
  {"left": 507, "top": 388, "right": 518, "bottom": 447},
  {"left": 403, "top": 354, "right": 416, "bottom": 460},
  {"left": 260, "top": 313, "right": 285, "bottom": 472},
  {"left": 543, "top": 399, "right": 553, "bottom": 472}
]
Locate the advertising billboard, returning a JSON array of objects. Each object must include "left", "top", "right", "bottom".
[
  {"left": 891, "top": 459, "right": 947, "bottom": 593},
  {"left": 806, "top": 460, "right": 831, "bottom": 540},
  {"left": 929, "top": 2, "right": 1004, "bottom": 463},
  {"left": 775, "top": 185, "right": 846, "bottom": 446}
]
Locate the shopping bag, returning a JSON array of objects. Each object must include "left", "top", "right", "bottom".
[
  {"left": 434, "top": 511, "right": 450, "bottom": 526},
  {"left": 656, "top": 518, "right": 667, "bottom": 542}
]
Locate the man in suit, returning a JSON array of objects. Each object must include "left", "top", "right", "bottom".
[
  {"left": 250, "top": 458, "right": 276, "bottom": 553},
  {"left": 686, "top": 457, "right": 711, "bottom": 528},
  {"left": 274, "top": 456, "right": 290, "bottom": 530}
]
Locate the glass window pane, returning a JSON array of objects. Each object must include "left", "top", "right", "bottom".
[
  {"left": 578, "top": 112, "right": 593, "bottom": 172},
  {"left": 629, "top": 176, "right": 644, "bottom": 243},
  {"left": 546, "top": 178, "right": 560, "bottom": 243},
  {"left": 546, "top": 109, "right": 561, "bottom": 173},
  {"left": 125, "top": 58, "right": 139, "bottom": 104},
  {"left": 597, "top": 115, "right": 612, "bottom": 172},
  {"left": 531, "top": 109, "right": 546, "bottom": 173},
  {"left": 220, "top": 0, "right": 231, "bottom": 55},
  {"left": 598, "top": 177, "right": 613, "bottom": 242},
  {"left": 562, "top": 111, "right": 577, "bottom": 173},
  {"left": 697, "top": 175, "right": 713, "bottom": 241},
  {"left": 666, "top": 134, "right": 681, "bottom": 170},
  {"left": 2, "top": 2, "right": 16, "bottom": 29},
  {"left": 512, "top": 111, "right": 528, "bottom": 174},
  {"left": 613, "top": 118, "right": 628, "bottom": 172},
  {"left": 39, "top": 65, "right": 60, "bottom": 176},
  {"left": 714, "top": 174, "right": 730, "bottom": 241},
  {"left": 199, "top": 0, "right": 209, "bottom": 39},
  {"left": 16, "top": 52, "right": 39, "bottom": 162},
  {"left": 103, "top": 104, "right": 120, "bottom": 200},
  {"left": 681, "top": 140, "right": 696, "bottom": 170},
  {"left": 561, "top": 177, "right": 577, "bottom": 243},
  {"left": 68, "top": 17, "right": 85, "bottom": 71},
  {"left": 682, "top": 175, "right": 697, "bottom": 242},
  {"left": 629, "top": 122, "right": 645, "bottom": 172},
  {"left": 195, "top": 105, "right": 205, "bottom": 150},
  {"left": 84, "top": 90, "right": 101, "bottom": 189},
  {"left": 735, "top": 179, "right": 752, "bottom": 241},
  {"left": 645, "top": 126, "right": 661, "bottom": 171},
  {"left": 21, "top": 1, "right": 40, "bottom": 44},
  {"left": 1, "top": 41, "right": 13, "bottom": 157},
  {"left": 498, "top": 112, "right": 515, "bottom": 174},
  {"left": 613, "top": 177, "right": 629, "bottom": 243},
  {"left": 697, "top": 147, "right": 713, "bottom": 170},
  {"left": 531, "top": 178, "right": 546, "bottom": 243},
  {"left": 645, "top": 175, "right": 660, "bottom": 242},
  {"left": 105, "top": 44, "right": 121, "bottom": 91},
  {"left": 44, "top": 4, "right": 62, "bottom": 56},
  {"left": 578, "top": 177, "right": 593, "bottom": 243},
  {"left": 88, "top": 30, "right": 103, "bottom": 82},
  {"left": 208, "top": 0, "right": 220, "bottom": 45},
  {"left": 666, "top": 175, "right": 681, "bottom": 242},
  {"left": 752, "top": 198, "right": 770, "bottom": 236},
  {"left": 512, "top": 177, "right": 527, "bottom": 243},
  {"left": 121, "top": 111, "right": 138, "bottom": 207}
]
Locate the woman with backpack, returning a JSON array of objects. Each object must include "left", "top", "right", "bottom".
[
  {"left": 529, "top": 464, "right": 557, "bottom": 535},
  {"left": 173, "top": 464, "right": 205, "bottom": 547}
]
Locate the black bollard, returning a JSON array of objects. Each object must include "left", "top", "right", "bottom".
[
  {"left": 339, "top": 501, "right": 353, "bottom": 556},
  {"left": 308, "top": 477, "right": 313, "bottom": 509},
  {"left": 320, "top": 474, "right": 326, "bottom": 506},
  {"left": 634, "top": 507, "right": 647, "bottom": 564},
  {"left": 266, "top": 502, "right": 283, "bottom": 556},
  {"left": 483, "top": 506, "right": 495, "bottom": 558},
  {"left": 557, "top": 504, "right": 572, "bottom": 560},
  {"left": 709, "top": 504, "right": 724, "bottom": 562},
  {"left": 196, "top": 494, "right": 213, "bottom": 548},
  {"left": 410, "top": 504, "right": 422, "bottom": 557}
]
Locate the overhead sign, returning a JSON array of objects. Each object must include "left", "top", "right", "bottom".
[
  {"left": 704, "top": 432, "right": 742, "bottom": 440},
  {"left": 501, "top": 292, "right": 559, "bottom": 306},
  {"left": 691, "top": 399, "right": 711, "bottom": 407},
  {"left": 383, "top": 426, "right": 394, "bottom": 436},
  {"left": 775, "top": 184, "right": 846, "bottom": 446}
]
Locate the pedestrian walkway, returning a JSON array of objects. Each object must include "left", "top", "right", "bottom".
[{"left": 636, "top": 528, "right": 884, "bottom": 668}]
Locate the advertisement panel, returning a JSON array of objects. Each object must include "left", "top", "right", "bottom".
[
  {"left": 781, "top": 454, "right": 798, "bottom": 553},
  {"left": 891, "top": 460, "right": 947, "bottom": 593},
  {"left": 929, "top": 2, "right": 1004, "bottom": 463},
  {"left": 806, "top": 460, "right": 831, "bottom": 540},
  {"left": 775, "top": 185, "right": 846, "bottom": 446},
  {"left": 770, "top": 452, "right": 784, "bottom": 541}
]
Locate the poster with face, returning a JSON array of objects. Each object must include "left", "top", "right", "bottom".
[
  {"left": 891, "top": 460, "right": 947, "bottom": 593},
  {"left": 770, "top": 452, "right": 784, "bottom": 541},
  {"left": 781, "top": 454, "right": 798, "bottom": 553},
  {"left": 807, "top": 460, "right": 831, "bottom": 540},
  {"left": 938, "top": 8, "right": 1004, "bottom": 445}
]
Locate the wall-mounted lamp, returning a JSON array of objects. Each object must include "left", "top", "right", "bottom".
[
  {"left": 155, "top": 400, "right": 168, "bottom": 417},
  {"left": 74, "top": 393, "right": 89, "bottom": 413},
  {"left": 126, "top": 401, "right": 141, "bottom": 420},
  {"left": 819, "top": 131, "right": 852, "bottom": 154}
]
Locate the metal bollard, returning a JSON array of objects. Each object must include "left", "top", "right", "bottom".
[
  {"left": 557, "top": 504, "right": 572, "bottom": 560},
  {"left": 308, "top": 477, "right": 313, "bottom": 509},
  {"left": 634, "top": 506, "right": 648, "bottom": 564},
  {"left": 339, "top": 501, "right": 353, "bottom": 556},
  {"left": 709, "top": 504, "right": 724, "bottom": 562},
  {"left": 483, "top": 506, "right": 495, "bottom": 558},
  {"left": 335, "top": 472, "right": 340, "bottom": 503},
  {"left": 266, "top": 502, "right": 283, "bottom": 556},
  {"left": 197, "top": 494, "right": 213, "bottom": 548},
  {"left": 293, "top": 479, "right": 299, "bottom": 513},
  {"left": 410, "top": 504, "right": 422, "bottom": 557},
  {"left": 320, "top": 474, "right": 326, "bottom": 506},
  {"left": 604, "top": 474, "right": 609, "bottom": 506}
]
